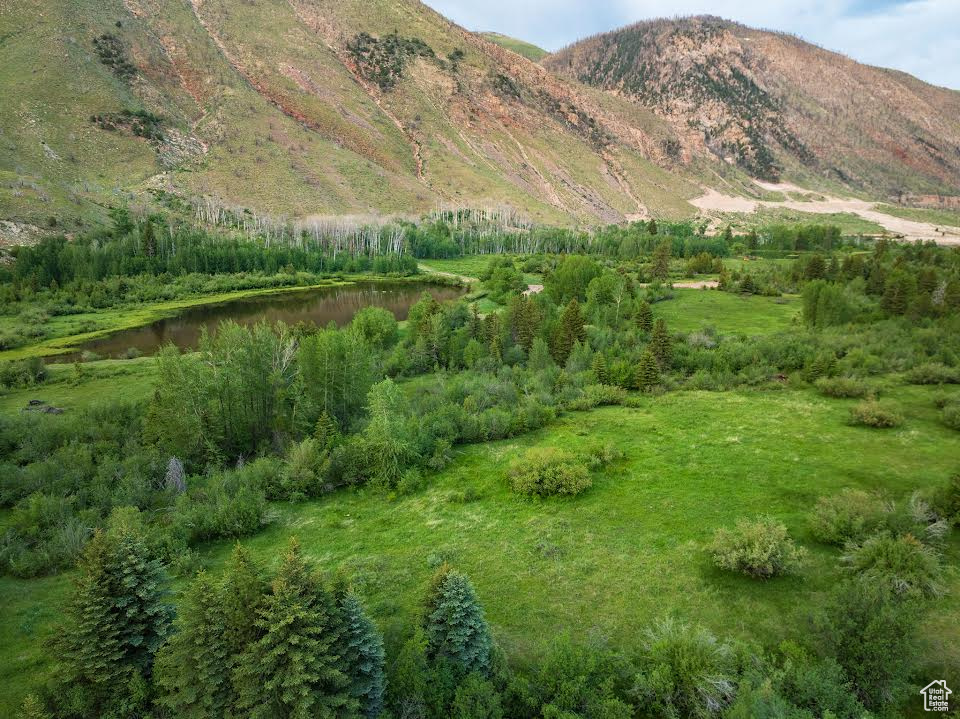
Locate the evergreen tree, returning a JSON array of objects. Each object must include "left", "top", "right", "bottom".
[
  {"left": 468, "top": 304, "right": 483, "bottom": 340},
  {"left": 635, "top": 300, "right": 653, "bottom": 333},
  {"left": 155, "top": 545, "right": 264, "bottom": 718},
  {"left": 17, "top": 695, "right": 52, "bottom": 719},
  {"left": 155, "top": 573, "right": 235, "bottom": 718},
  {"left": 647, "top": 218, "right": 658, "bottom": 235},
  {"left": 140, "top": 218, "right": 156, "bottom": 258},
  {"left": 53, "top": 509, "right": 171, "bottom": 716},
  {"left": 235, "top": 539, "right": 356, "bottom": 718},
  {"left": 649, "top": 319, "right": 672, "bottom": 368},
  {"left": 805, "top": 254, "right": 827, "bottom": 280},
  {"left": 740, "top": 274, "right": 756, "bottom": 294},
  {"left": 528, "top": 337, "right": 554, "bottom": 371},
  {"left": 634, "top": 350, "right": 660, "bottom": 391},
  {"left": 552, "top": 298, "right": 586, "bottom": 365},
  {"left": 718, "top": 265, "right": 731, "bottom": 291},
  {"left": 338, "top": 592, "right": 387, "bottom": 718},
  {"left": 723, "top": 225, "right": 733, "bottom": 244},
  {"left": 314, "top": 410, "right": 341, "bottom": 452},
  {"left": 651, "top": 240, "right": 671, "bottom": 281},
  {"left": 591, "top": 353, "right": 610, "bottom": 385},
  {"left": 746, "top": 229, "right": 759, "bottom": 250},
  {"left": 424, "top": 569, "right": 493, "bottom": 677}
]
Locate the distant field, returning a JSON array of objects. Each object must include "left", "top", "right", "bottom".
[
  {"left": 3, "top": 385, "right": 957, "bottom": 715},
  {"left": 874, "top": 203, "right": 960, "bottom": 229},
  {"left": 653, "top": 288, "right": 800, "bottom": 335},
  {"left": 713, "top": 207, "right": 887, "bottom": 235}
]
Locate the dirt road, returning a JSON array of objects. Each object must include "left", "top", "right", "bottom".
[{"left": 691, "top": 183, "right": 960, "bottom": 245}]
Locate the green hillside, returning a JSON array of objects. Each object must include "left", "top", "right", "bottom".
[{"left": 480, "top": 31, "right": 548, "bottom": 61}]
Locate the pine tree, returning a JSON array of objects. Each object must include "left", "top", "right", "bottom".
[
  {"left": 723, "top": 225, "right": 733, "bottom": 244},
  {"left": 155, "top": 572, "right": 235, "bottom": 718},
  {"left": 649, "top": 318, "right": 672, "bottom": 368},
  {"left": 552, "top": 298, "right": 586, "bottom": 365},
  {"left": 635, "top": 299, "right": 653, "bottom": 333},
  {"left": 651, "top": 240, "right": 671, "bottom": 281},
  {"left": 339, "top": 592, "right": 387, "bottom": 718},
  {"left": 424, "top": 569, "right": 493, "bottom": 677},
  {"left": 591, "top": 353, "right": 609, "bottom": 385},
  {"left": 740, "top": 274, "right": 756, "bottom": 294},
  {"left": 635, "top": 350, "right": 660, "bottom": 391},
  {"left": 468, "top": 304, "right": 482, "bottom": 340},
  {"left": 314, "top": 410, "right": 341, "bottom": 452},
  {"left": 647, "top": 218, "right": 658, "bottom": 235},
  {"left": 805, "top": 254, "right": 826, "bottom": 280},
  {"left": 528, "top": 337, "right": 554, "bottom": 371},
  {"left": 53, "top": 509, "right": 172, "bottom": 715},
  {"left": 235, "top": 539, "right": 356, "bottom": 718}
]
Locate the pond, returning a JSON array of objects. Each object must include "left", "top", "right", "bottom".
[{"left": 59, "top": 281, "right": 465, "bottom": 361}]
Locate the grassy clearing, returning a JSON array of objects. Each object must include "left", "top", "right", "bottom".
[
  {"left": 652, "top": 289, "right": 800, "bottom": 335},
  {"left": 479, "top": 32, "right": 548, "bottom": 61},
  {"left": 713, "top": 207, "right": 887, "bottom": 235},
  {"left": 873, "top": 204, "right": 960, "bottom": 228},
  {"left": 0, "top": 357, "right": 158, "bottom": 414},
  {"left": 2, "top": 385, "right": 957, "bottom": 715}
]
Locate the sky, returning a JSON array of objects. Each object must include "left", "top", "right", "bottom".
[{"left": 424, "top": 0, "right": 960, "bottom": 90}]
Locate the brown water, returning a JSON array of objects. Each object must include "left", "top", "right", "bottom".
[{"left": 57, "top": 281, "right": 464, "bottom": 361}]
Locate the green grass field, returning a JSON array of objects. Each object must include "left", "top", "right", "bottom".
[
  {"left": 653, "top": 289, "right": 800, "bottom": 335},
  {"left": 479, "top": 32, "right": 549, "bottom": 61},
  {"left": 2, "top": 385, "right": 957, "bottom": 715},
  {"left": 873, "top": 204, "right": 960, "bottom": 229}
]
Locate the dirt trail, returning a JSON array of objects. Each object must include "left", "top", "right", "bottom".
[{"left": 691, "top": 183, "right": 960, "bottom": 245}]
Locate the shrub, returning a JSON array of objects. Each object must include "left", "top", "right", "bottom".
[
  {"left": 508, "top": 448, "right": 591, "bottom": 497},
  {"left": 810, "top": 489, "right": 886, "bottom": 545},
  {"left": 930, "top": 473, "right": 960, "bottom": 525},
  {"left": 814, "top": 376, "right": 870, "bottom": 399},
  {"left": 709, "top": 516, "right": 806, "bottom": 578},
  {"left": 905, "top": 362, "right": 959, "bottom": 385},
  {"left": 847, "top": 400, "right": 902, "bottom": 428},
  {"left": 583, "top": 443, "right": 624, "bottom": 470},
  {"left": 633, "top": 619, "right": 737, "bottom": 718},
  {"left": 942, "top": 402, "right": 960, "bottom": 431},
  {"left": 842, "top": 532, "right": 943, "bottom": 599}
]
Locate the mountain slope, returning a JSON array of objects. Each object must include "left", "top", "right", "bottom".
[
  {"left": 479, "top": 32, "right": 548, "bottom": 62},
  {"left": 0, "top": 0, "right": 699, "bottom": 235},
  {"left": 544, "top": 16, "right": 960, "bottom": 196}
]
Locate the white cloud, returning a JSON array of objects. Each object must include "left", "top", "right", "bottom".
[{"left": 425, "top": 0, "right": 960, "bottom": 89}]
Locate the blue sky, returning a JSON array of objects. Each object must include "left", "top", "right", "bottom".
[{"left": 425, "top": 0, "right": 959, "bottom": 90}]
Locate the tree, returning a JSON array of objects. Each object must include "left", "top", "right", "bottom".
[
  {"left": 338, "top": 592, "right": 387, "bottom": 718},
  {"left": 647, "top": 218, "right": 658, "bottom": 235},
  {"left": 545, "top": 256, "right": 602, "bottom": 303},
  {"left": 314, "top": 410, "right": 341, "bottom": 452},
  {"left": 363, "top": 379, "right": 413, "bottom": 489},
  {"left": 53, "top": 508, "right": 171, "bottom": 717},
  {"left": 649, "top": 318, "right": 672, "bottom": 368},
  {"left": 805, "top": 254, "right": 826, "bottom": 280},
  {"left": 740, "top": 274, "right": 756, "bottom": 294},
  {"left": 651, "top": 240, "right": 671, "bottom": 281},
  {"left": 635, "top": 299, "right": 653, "bottom": 333},
  {"left": 424, "top": 569, "right": 493, "bottom": 677},
  {"left": 235, "top": 539, "right": 356, "bottom": 718},
  {"left": 634, "top": 350, "right": 660, "bottom": 391},
  {"left": 155, "top": 572, "right": 236, "bottom": 718},
  {"left": 451, "top": 673, "right": 503, "bottom": 719},
  {"left": 351, "top": 307, "right": 399, "bottom": 349},
  {"left": 528, "top": 337, "right": 554, "bottom": 371},
  {"left": 552, "top": 298, "right": 586, "bottom": 365},
  {"left": 591, "top": 353, "right": 610, "bottom": 385}
]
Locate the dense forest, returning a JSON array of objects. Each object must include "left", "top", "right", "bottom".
[{"left": 1, "top": 211, "right": 959, "bottom": 717}]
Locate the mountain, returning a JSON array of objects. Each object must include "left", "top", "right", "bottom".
[
  {"left": 479, "top": 32, "right": 548, "bottom": 62},
  {"left": 543, "top": 16, "right": 960, "bottom": 196},
  {"left": 3, "top": 4, "right": 959, "bottom": 242},
  {"left": 0, "top": 0, "right": 698, "bottom": 239}
]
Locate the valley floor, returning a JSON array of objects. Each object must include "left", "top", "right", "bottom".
[{"left": 2, "top": 384, "right": 958, "bottom": 715}]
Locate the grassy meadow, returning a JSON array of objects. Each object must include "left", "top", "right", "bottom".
[{"left": 2, "top": 384, "right": 958, "bottom": 715}]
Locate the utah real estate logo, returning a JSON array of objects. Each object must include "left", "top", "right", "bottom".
[{"left": 920, "top": 680, "right": 952, "bottom": 712}]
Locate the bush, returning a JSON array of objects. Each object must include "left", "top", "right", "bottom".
[
  {"left": 508, "top": 448, "right": 591, "bottom": 497},
  {"left": 905, "top": 362, "right": 959, "bottom": 385},
  {"left": 633, "top": 619, "right": 737, "bottom": 718},
  {"left": 930, "top": 474, "right": 960, "bottom": 525},
  {"left": 842, "top": 532, "right": 943, "bottom": 599},
  {"left": 942, "top": 402, "right": 960, "bottom": 431},
  {"left": 709, "top": 516, "right": 806, "bottom": 578},
  {"left": 810, "top": 489, "right": 887, "bottom": 545},
  {"left": 814, "top": 376, "right": 870, "bottom": 399},
  {"left": 847, "top": 400, "right": 902, "bottom": 428}
]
